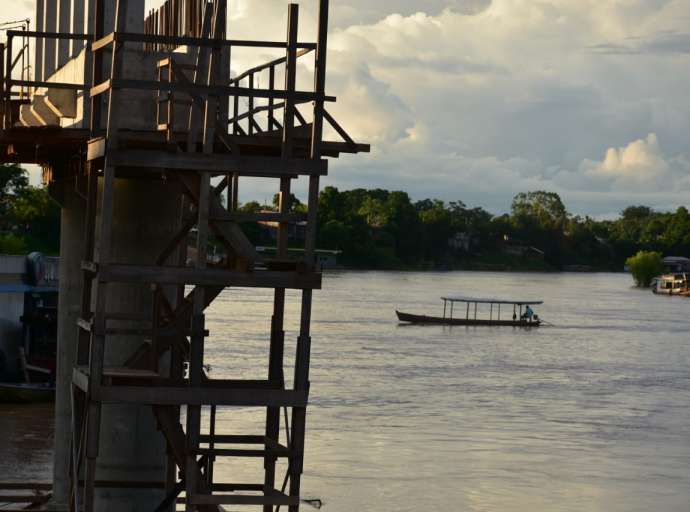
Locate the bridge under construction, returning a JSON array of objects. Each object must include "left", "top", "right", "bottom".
[{"left": 0, "top": 0, "right": 368, "bottom": 510}]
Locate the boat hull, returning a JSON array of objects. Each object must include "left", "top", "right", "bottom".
[{"left": 396, "top": 310, "right": 541, "bottom": 327}]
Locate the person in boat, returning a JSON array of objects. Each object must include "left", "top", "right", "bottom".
[{"left": 522, "top": 305, "right": 535, "bottom": 322}]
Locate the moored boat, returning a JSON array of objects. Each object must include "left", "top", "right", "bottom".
[
  {"left": 396, "top": 296, "right": 544, "bottom": 327},
  {"left": 651, "top": 273, "right": 689, "bottom": 295},
  {"left": 0, "top": 253, "right": 58, "bottom": 402}
]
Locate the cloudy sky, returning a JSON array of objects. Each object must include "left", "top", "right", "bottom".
[{"left": 5, "top": 0, "right": 690, "bottom": 216}]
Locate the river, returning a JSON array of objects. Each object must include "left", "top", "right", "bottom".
[{"left": 2, "top": 272, "right": 689, "bottom": 511}]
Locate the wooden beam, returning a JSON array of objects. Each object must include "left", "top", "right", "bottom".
[
  {"left": 97, "top": 31, "right": 316, "bottom": 50},
  {"left": 98, "top": 265, "right": 322, "bottom": 289},
  {"left": 6, "top": 30, "right": 92, "bottom": 41},
  {"left": 188, "top": 492, "right": 299, "bottom": 506},
  {"left": 214, "top": 212, "right": 306, "bottom": 223},
  {"left": 91, "top": 78, "right": 335, "bottom": 104},
  {"left": 9, "top": 79, "right": 86, "bottom": 91},
  {"left": 231, "top": 48, "right": 313, "bottom": 84},
  {"left": 94, "top": 386, "right": 308, "bottom": 407},
  {"left": 106, "top": 149, "right": 328, "bottom": 177}
]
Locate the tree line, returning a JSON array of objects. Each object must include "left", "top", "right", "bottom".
[
  {"left": 0, "top": 164, "right": 60, "bottom": 255},
  {"left": 2, "top": 164, "right": 689, "bottom": 271},
  {"left": 311, "top": 187, "right": 690, "bottom": 270}
]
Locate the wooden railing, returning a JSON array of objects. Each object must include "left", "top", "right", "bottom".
[{"left": 2, "top": 30, "right": 91, "bottom": 129}]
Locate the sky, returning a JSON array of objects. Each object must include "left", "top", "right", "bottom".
[{"left": 4, "top": 0, "right": 690, "bottom": 217}]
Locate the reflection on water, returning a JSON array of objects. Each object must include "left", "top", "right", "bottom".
[
  {"left": 0, "top": 402, "right": 54, "bottom": 482},
  {"left": 3, "top": 272, "right": 690, "bottom": 512}
]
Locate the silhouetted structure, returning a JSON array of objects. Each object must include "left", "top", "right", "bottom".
[{"left": 0, "top": 0, "right": 368, "bottom": 510}]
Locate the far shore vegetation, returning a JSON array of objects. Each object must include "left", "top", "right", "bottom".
[
  {"left": 2, "top": 164, "right": 689, "bottom": 272},
  {"left": 626, "top": 251, "right": 665, "bottom": 288}
]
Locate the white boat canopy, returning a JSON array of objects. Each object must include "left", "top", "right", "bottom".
[{"left": 441, "top": 296, "right": 543, "bottom": 305}]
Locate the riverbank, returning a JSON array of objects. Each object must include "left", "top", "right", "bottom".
[{"left": 338, "top": 252, "right": 616, "bottom": 272}]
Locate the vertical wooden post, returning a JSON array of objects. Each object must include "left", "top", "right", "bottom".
[
  {"left": 0, "top": 43, "right": 5, "bottom": 129},
  {"left": 232, "top": 173, "right": 239, "bottom": 210},
  {"left": 268, "top": 65, "right": 275, "bottom": 130},
  {"left": 248, "top": 74, "right": 254, "bottom": 135},
  {"left": 90, "top": 0, "right": 105, "bottom": 133},
  {"left": 5, "top": 36, "right": 13, "bottom": 129},
  {"left": 167, "top": 61, "right": 175, "bottom": 141},
  {"left": 83, "top": 0, "right": 129, "bottom": 508},
  {"left": 233, "top": 93, "right": 239, "bottom": 135},
  {"left": 305, "top": 0, "right": 329, "bottom": 262}
]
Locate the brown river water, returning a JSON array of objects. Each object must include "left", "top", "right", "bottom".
[{"left": 1, "top": 271, "right": 689, "bottom": 511}]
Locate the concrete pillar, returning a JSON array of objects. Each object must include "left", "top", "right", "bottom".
[
  {"left": 71, "top": 0, "right": 86, "bottom": 56},
  {"left": 92, "top": 178, "right": 182, "bottom": 510},
  {"left": 43, "top": 0, "right": 57, "bottom": 78},
  {"left": 50, "top": 176, "right": 182, "bottom": 510},
  {"left": 57, "top": 0, "right": 71, "bottom": 68},
  {"left": 51, "top": 182, "right": 86, "bottom": 509},
  {"left": 35, "top": 0, "right": 45, "bottom": 82}
]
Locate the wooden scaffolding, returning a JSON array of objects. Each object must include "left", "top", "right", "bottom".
[{"left": 0, "top": 0, "right": 371, "bottom": 510}]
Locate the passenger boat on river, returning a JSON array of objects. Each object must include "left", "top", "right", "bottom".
[{"left": 396, "top": 296, "right": 544, "bottom": 326}]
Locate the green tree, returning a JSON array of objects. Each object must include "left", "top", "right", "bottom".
[
  {"left": 626, "top": 250, "right": 664, "bottom": 287},
  {"left": 511, "top": 191, "right": 567, "bottom": 230},
  {"left": 0, "top": 164, "right": 30, "bottom": 230},
  {"left": 0, "top": 165, "right": 60, "bottom": 254},
  {"left": 271, "top": 192, "right": 304, "bottom": 213}
]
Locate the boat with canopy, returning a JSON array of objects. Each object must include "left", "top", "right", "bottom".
[{"left": 396, "top": 296, "right": 544, "bottom": 326}]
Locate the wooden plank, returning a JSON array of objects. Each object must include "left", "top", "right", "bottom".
[
  {"left": 188, "top": 492, "right": 299, "bottom": 506},
  {"left": 106, "top": 149, "right": 328, "bottom": 176},
  {"left": 90, "top": 78, "right": 112, "bottom": 97},
  {"left": 86, "top": 137, "right": 106, "bottom": 161},
  {"left": 231, "top": 48, "right": 313, "bottom": 84},
  {"left": 91, "top": 78, "right": 335, "bottom": 103},
  {"left": 213, "top": 212, "right": 306, "bottom": 223},
  {"left": 199, "top": 435, "right": 266, "bottom": 444},
  {"left": 95, "top": 386, "right": 308, "bottom": 407},
  {"left": 91, "top": 33, "right": 115, "bottom": 52},
  {"left": 323, "top": 108, "right": 355, "bottom": 145},
  {"left": 99, "top": 265, "right": 322, "bottom": 289},
  {"left": 103, "top": 31, "right": 316, "bottom": 50},
  {"left": 212, "top": 483, "right": 264, "bottom": 492},
  {"left": 8, "top": 79, "right": 86, "bottom": 90},
  {"left": 195, "top": 447, "right": 291, "bottom": 458},
  {"left": 6, "top": 30, "right": 92, "bottom": 41}
]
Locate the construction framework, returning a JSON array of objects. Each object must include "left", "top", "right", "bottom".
[{"left": 0, "top": 0, "right": 368, "bottom": 510}]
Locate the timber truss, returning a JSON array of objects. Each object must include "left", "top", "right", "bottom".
[{"left": 0, "top": 0, "right": 367, "bottom": 510}]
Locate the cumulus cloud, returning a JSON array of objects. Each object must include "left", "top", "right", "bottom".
[
  {"left": 5, "top": 1, "right": 690, "bottom": 215},
  {"left": 178, "top": 0, "right": 690, "bottom": 215},
  {"left": 584, "top": 134, "right": 668, "bottom": 182},
  {"left": 575, "top": 134, "right": 690, "bottom": 191}
]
